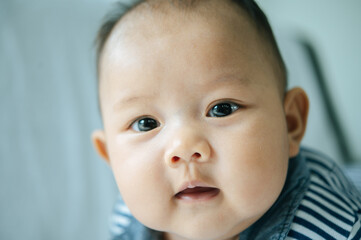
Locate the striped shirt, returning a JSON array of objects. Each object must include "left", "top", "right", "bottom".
[
  {"left": 109, "top": 148, "right": 361, "bottom": 240},
  {"left": 286, "top": 149, "right": 361, "bottom": 240}
]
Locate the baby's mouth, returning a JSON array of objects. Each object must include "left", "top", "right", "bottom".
[{"left": 175, "top": 187, "right": 220, "bottom": 201}]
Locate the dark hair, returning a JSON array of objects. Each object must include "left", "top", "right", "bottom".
[{"left": 95, "top": 0, "right": 287, "bottom": 92}]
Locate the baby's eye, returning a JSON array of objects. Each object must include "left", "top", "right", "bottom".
[
  {"left": 131, "top": 117, "right": 160, "bottom": 132},
  {"left": 207, "top": 102, "right": 240, "bottom": 117}
]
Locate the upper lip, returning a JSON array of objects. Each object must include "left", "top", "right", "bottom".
[{"left": 176, "top": 180, "right": 218, "bottom": 195}]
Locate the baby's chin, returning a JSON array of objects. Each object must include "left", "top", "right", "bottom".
[
  {"left": 134, "top": 198, "right": 264, "bottom": 240},
  {"left": 153, "top": 217, "right": 247, "bottom": 240}
]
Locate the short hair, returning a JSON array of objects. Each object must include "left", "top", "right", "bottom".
[{"left": 95, "top": 0, "right": 287, "bottom": 93}]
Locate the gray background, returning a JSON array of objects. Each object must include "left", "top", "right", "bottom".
[{"left": 1, "top": 0, "right": 360, "bottom": 239}]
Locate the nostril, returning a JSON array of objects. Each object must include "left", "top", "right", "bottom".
[
  {"left": 172, "top": 156, "right": 180, "bottom": 163},
  {"left": 194, "top": 152, "right": 201, "bottom": 158}
]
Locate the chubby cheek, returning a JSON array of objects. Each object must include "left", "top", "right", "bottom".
[
  {"left": 217, "top": 114, "right": 289, "bottom": 215},
  {"left": 107, "top": 139, "right": 172, "bottom": 229}
]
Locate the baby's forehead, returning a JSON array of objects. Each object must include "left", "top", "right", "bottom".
[
  {"left": 99, "top": 0, "right": 285, "bottom": 101},
  {"left": 105, "top": 0, "right": 255, "bottom": 46},
  {"left": 101, "top": 1, "right": 264, "bottom": 80}
]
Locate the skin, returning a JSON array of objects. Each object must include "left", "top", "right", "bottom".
[{"left": 92, "top": 1, "right": 309, "bottom": 240}]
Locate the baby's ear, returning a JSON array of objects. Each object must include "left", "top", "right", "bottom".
[
  {"left": 91, "top": 130, "right": 110, "bottom": 165},
  {"left": 284, "top": 87, "right": 309, "bottom": 157}
]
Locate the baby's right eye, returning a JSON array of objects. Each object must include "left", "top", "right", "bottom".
[
  {"left": 207, "top": 101, "right": 240, "bottom": 118},
  {"left": 131, "top": 117, "right": 160, "bottom": 132}
]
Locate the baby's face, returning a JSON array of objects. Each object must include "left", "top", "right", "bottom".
[{"left": 95, "top": 3, "right": 295, "bottom": 240}]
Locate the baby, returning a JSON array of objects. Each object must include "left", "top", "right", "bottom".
[{"left": 91, "top": 0, "right": 361, "bottom": 239}]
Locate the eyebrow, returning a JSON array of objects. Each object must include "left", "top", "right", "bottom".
[
  {"left": 112, "top": 75, "right": 251, "bottom": 111},
  {"left": 113, "top": 94, "right": 155, "bottom": 112},
  {"left": 203, "top": 74, "right": 251, "bottom": 91},
  {"left": 212, "top": 75, "right": 250, "bottom": 85}
]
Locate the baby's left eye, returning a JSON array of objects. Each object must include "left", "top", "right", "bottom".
[
  {"left": 131, "top": 117, "right": 160, "bottom": 132},
  {"left": 207, "top": 102, "right": 240, "bottom": 117}
]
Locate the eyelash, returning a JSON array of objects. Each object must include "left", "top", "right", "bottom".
[
  {"left": 130, "top": 116, "right": 160, "bottom": 132},
  {"left": 129, "top": 101, "right": 242, "bottom": 132},
  {"left": 206, "top": 101, "right": 241, "bottom": 118}
]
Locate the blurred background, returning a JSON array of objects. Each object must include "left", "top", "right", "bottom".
[{"left": 0, "top": 0, "right": 360, "bottom": 239}]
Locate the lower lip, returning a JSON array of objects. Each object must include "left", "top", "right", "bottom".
[{"left": 175, "top": 188, "right": 220, "bottom": 202}]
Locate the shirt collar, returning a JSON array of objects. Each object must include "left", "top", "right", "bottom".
[{"left": 238, "top": 150, "right": 310, "bottom": 240}]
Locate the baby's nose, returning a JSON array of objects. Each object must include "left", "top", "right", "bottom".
[{"left": 164, "top": 130, "right": 211, "bottom": 168}]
